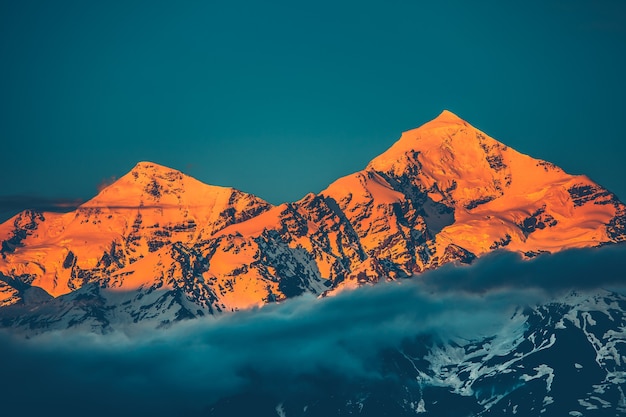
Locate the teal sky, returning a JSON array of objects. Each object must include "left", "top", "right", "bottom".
[{"left": 1, "top": 1, "right": 625, "bottom": 217}]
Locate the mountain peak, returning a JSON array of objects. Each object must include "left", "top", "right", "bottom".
[
  {"left": 133, "top": 161, "right": 161, "bottom": 169},
  {"left": 366, "top": 110, "right": 471, "bottom": 173},
  {"left": 130, "top": 161, "right": 183, "bottom": 177},
  {"left": 80, "top": 161, "right": 192, "bottom": 205},
  {"left": 434, "top": 109, "right": 464, "bottom": 123}
]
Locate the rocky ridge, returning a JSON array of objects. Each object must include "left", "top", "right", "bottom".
[{"left": 1, "top": 111, "right": 625, "bottom": 327}]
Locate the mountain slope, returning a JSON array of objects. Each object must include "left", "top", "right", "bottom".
[{"left": 0, "top": 111, "right": 624, "bottom": 321}]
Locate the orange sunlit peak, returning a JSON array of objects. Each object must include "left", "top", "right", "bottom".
[
  {"left": 436, "top": 110, "right": 463, "bottom": 121},
  {"left": 132, "top": 161, "right": 180, "bottom": 173}
]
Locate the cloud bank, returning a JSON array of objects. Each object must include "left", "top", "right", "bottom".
[
  {"left": 420, "top": 243, "right": 626, "bottom": 294},
  {"left": 0, "top": 244, "right": 624, "bottom": 416}
]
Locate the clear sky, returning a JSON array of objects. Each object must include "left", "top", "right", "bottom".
[{"left": 1, "top": 0, "right": 625, "bottom": 220}]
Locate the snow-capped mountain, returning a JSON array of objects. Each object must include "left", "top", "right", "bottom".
[
  {"left": 0, "top": 111, "right": 625, "bottom": 327},
  {"left": 1, "top": 112, "right": 626, "bottom": 417}
]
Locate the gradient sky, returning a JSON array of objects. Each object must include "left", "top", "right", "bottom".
[{"left": 1, "top": 0, "right": 625, "bottom": 220}]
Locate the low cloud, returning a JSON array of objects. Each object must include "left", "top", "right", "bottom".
[
  {"left": 0, "top": 195, "right": 84, "bottom": 219},
  {"left": 0, "top": 288, "right": 520, "bottom": 417},
  {"left": 0, "top": 245, "right": 624, "bottom": 416},
  {"left": 421, "top": 243, "right": 626, "bottom": 294}
]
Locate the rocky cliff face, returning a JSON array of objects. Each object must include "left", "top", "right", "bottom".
[{"left": 1, "top": 111, "right": 625, "bottom": 326}]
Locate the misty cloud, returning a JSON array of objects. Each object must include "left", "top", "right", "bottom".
[
  {"left": 0, "top": 245, "right": 624, "bottom": 416},
  {"left": 0, "top": 289, "right": 521, "bottom": 417},
  {"left": 0, "top": 195, "right": 84, "bottom": 222},
  {"left": 420, "top": 243, "right": 626, "bottom": 295}
]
